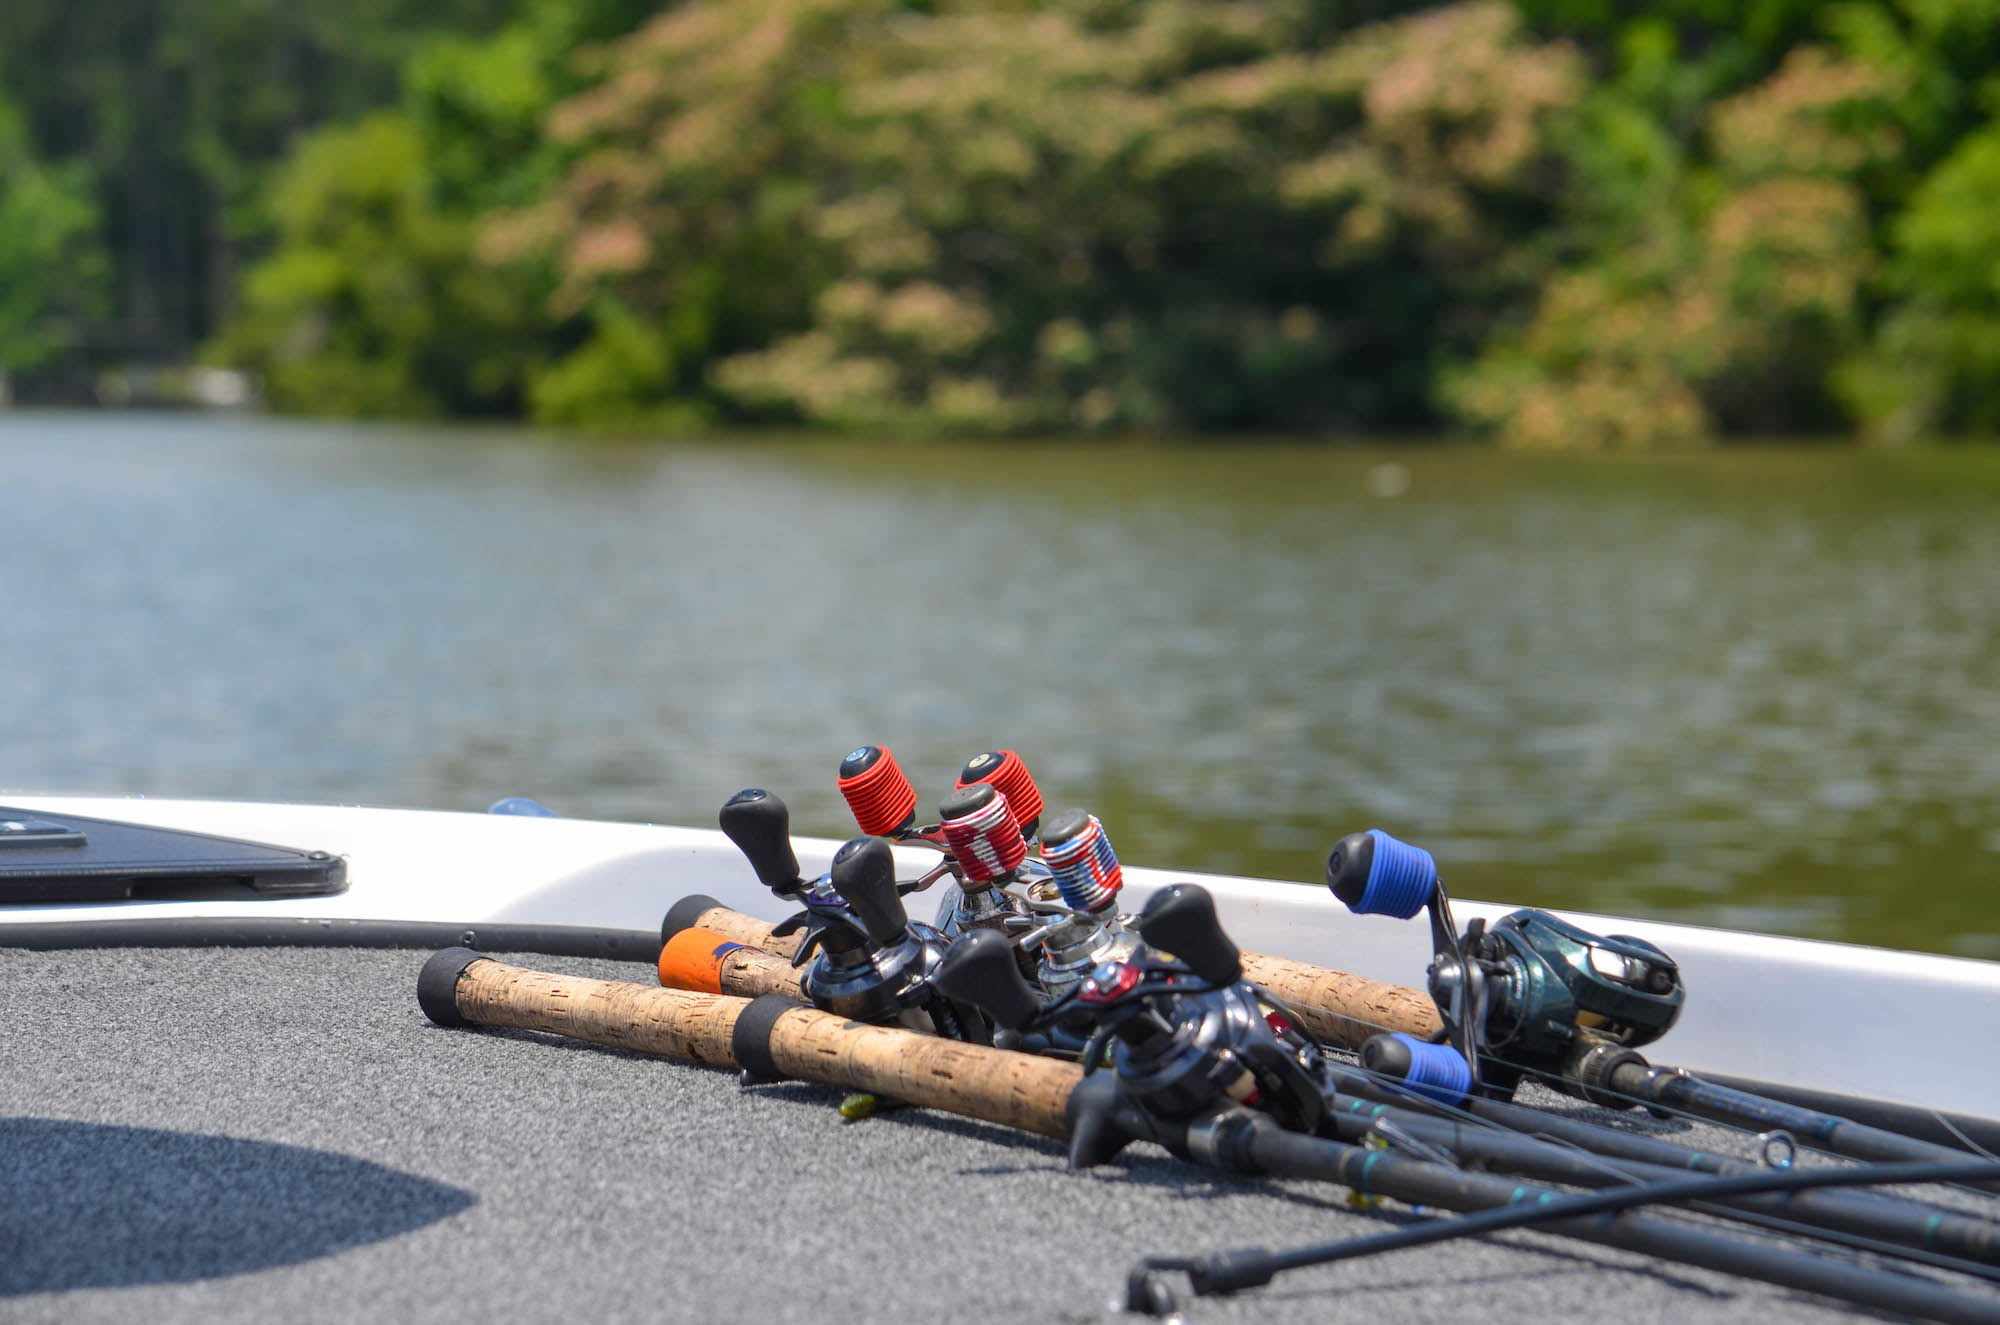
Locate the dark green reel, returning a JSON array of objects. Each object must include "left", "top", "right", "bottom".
[{"left": 1457, "top": 908, "right": 1684, "bottom": 1098}]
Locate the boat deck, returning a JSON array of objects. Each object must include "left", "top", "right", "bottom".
[{"left": 6, "top": 946, "right": 1961, "bottom": 1324}]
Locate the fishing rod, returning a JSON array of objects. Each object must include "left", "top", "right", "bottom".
[
  {"left": 1312, "top": 1088, "right": 2000, "bottom": 1267},
  {"left": 1126, "top": 1157, "right": 2000, "bottom": 1319},
  {"left": 840, "top": 747, "right": 1178, "bottom": 1005},
  {"left": 930, "top": 879, "right": 2000, "bottom": 1271},
  {"left": 416, "top": 928, "right": 2000, "bottom": 1324},
  {"left": 660, "top": 885, "right": 1441, "bottom": 1050},
  {"left": 678, "top": 767, "right": 1439, "bottom": 1048},
  {"left": 1324, "top": 827, "right": 2000, "bottom": 1182},
  {"left": 654, "top": 881, "right": 2000, "bottom": 1268},
  {"left": 713, "top": 774, "right": 1117, "bottom": 1054},
  {"left": 461, "top": 770, "right": 2000, "bottom": 1226}
]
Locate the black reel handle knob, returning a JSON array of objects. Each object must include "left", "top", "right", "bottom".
[
  {"left": 934, "top": 929, "right": 1044, "bottom": 1031},
  {"left": 1134, "top": 884, "right": 1242, "bottom": 986},
  {"left": 829, "top": 835, "right": 909, "bottom": 947},
  {"left": 719, "top": 788, "right": 801, "bottom": 893}
]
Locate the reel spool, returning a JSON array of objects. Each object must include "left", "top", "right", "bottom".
[
  {"left": 1327, "top": 828, "right": 1685, "bottom": 1106},
  {"left": 934, "top": 883, "right": 1336, "bottom": 1168}
]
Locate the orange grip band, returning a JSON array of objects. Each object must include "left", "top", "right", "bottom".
[{"left": 657, "top": 926, "right": 753, "bottom": 995}]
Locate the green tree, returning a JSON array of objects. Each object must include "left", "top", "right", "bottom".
[
  {"left": 1837, "top": 122, "right": 2000, "bottom": 438},
  {"left": 489, "top": 0, "right": 1582, "bottom": 433},
  {"left": 0, "top": 92, "right": 103, "bottom": 381},
  {"left": 1452, "top": 47, "right": 1903, "bottom": 446},
  {"left": 0, "top": 0, "right": 526, "bottom": 375},
  {"left": 214, "top": 113, "right": 546, "bottom": 416}
]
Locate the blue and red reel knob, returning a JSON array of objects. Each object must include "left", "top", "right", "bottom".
[{"left": 1040, "top": 809, "right": 1123, "bottom": 913}]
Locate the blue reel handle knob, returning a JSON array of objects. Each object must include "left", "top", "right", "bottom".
[
  {"left": 719, "top": 788, "right": 801, "bottom": 893},
  {"left": 1360, "top": 1032, "right": 1472, "bottom": 1105},
  {"left": 934, "top": 929, "right": 1044, "bottom": 1030},
  {"left": 1325, "top": 829, "right": 1436, "bottom": 919},
  {"left": 829, "top": 835, "right": 909, "bottom": 947},
  {"left": 1134, "top": 884, "right": 1243, "bottom": 986}
]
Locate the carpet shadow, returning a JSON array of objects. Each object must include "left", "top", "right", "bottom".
[{"left": 0, "top": 1117, "right": 474, "bottom": 1295}]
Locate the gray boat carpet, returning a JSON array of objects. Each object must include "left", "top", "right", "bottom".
[{"left": 0, "top": 947, "right": 1980, "bottom": 1323}]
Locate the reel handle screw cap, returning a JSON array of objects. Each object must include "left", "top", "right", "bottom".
[
  {"left": 719, "top": 788, "right": 801, "bottom": 892},
  {"left": 934, "top": 928, "right": 1045, "bottom": 1030},
  {"left": 836, "top": 745, "right": 919, "bottom": 838},
  {"left": 1134, "top": 884, "right": 1242, "bottom": 986},
  {"left": 829, "top": 835, "right": 909, "bottom": 947},
  {"left": 1326, "top": 829, "right": 1436, "bottom": 919}
]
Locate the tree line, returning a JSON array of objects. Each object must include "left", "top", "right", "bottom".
[{"left": 5, "top": 0, "right": 2000, "bottom": 445}]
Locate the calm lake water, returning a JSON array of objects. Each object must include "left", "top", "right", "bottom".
[{"left": 5, "top": 412, "right": 1997, "bottom": 957}]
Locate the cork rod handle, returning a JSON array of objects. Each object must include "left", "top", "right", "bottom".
[
  {"left": 669, "top": 899, "right": 1441, "bottom": 1047},
  {"left": 658, "top": 925, "right": 809, "bottom": 1001},
  {"left": 420, "top": 950, "right": 1080, "bottom": 1138},
  {"left": 689, "top": 905, "right": 804, "bottom": 959},
  {"left": 1238, "top": 951, "right": 1443, "bottom": 1047}
]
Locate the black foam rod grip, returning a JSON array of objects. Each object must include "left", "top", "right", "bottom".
[
  {"left": 934, "top": 929, "right": 1044, "bottom": 1031},
  {"left": 829, "top": 835, "right": 908, "bottom": 947},
  {"left": 719, "top": 788, "right": 800, "bottom": 892},
  {"left": 1134, "top": 884, "right": 1242, "bottom": 986}
]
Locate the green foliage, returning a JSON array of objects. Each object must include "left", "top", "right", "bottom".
[
  {"left": 215, "top": 114, "right": 542, "bottom": 416},
  {"left": 0, "top": 94, "right": 103, "bottom": 374},
  {"left": 1837, "top": 122, "right": 2000, "bottom": 438},
  {"left": 0, "top": 0, "right": 529, "bottom": 368},
  {"left": 211, "top": 0, "right": 663, "bottom": 417},
  {"left": 490, "top": 0, "right": 1581, "bottom": 433},
  {"left": 1455, "top": 47, "right": 1902, "bottom": 446},
  {"left": 18, "top": 0, "right": 2000, "bottom": 441}
]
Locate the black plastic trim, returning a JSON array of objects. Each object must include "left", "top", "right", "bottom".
[
  {"left": 0, "top": 916, "right": 662, "bottom": 962},
  {"left": 660, "top": 894, "right": 725, "bottom": 946},
  {"left": 731, "top": 993, "right": 796, "bottom": 1083},
  {"left": 417, "top": 947, "right": 486, "bottom": 1026}
]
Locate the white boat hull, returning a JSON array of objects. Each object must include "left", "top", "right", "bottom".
[{"left": 5, "top": 794, "right": 1995, "bottom": 1120}]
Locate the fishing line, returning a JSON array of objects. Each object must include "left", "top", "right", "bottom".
[{"left": 1126, "top": 1157, "right": 2000, "bottom": 1317}]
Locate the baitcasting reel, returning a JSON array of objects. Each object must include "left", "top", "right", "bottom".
[
  {"left": 935, "top": 883, "right": 1337, "bottom": 1169},
  {"left": 1326, "top": 829, "right": 1685, "bottom": 1107},
  {"left": 718, "top": 788, "right": 987, "bottom": 1041}
]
